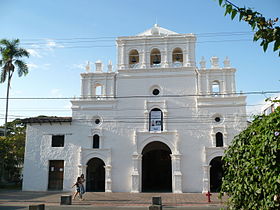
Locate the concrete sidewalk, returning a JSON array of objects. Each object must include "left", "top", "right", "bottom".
[{"left": 0, "top": 190, "right": 226, "bottom": 209}]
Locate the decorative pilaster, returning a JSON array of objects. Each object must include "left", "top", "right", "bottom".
[
  {"left": 144, "top": 100, "right": 149, "bottom": 131},
  {"left": 183, "top": 49, "right": 189, "bottom": 67},
  {"left": 162, "top": 41, "right": 169, "bottom": 67},
  {"left": 171, "top": 153, "right": 182, "bottom": 193},
  {"left": 202, "top": 165, "right": 211, "bottom": 193},
  {"left": 104, "top": 165, "right": 112, "bottom": 192},
  {"left": 131, "top": 153, "right": 141, "bottom": 193},
  {"left": 120, "top": 43, "right": 125, "bottom": 69}
]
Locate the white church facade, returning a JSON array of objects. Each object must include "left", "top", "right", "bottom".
[{"left": 22, "top": 25, "right": 247, "bottom": 193}]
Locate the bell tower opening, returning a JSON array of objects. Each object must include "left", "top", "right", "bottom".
[
  {"left": 150, "top": 48, "right": 161, "bottom": 67},
  {"left": 142, "top": 141, "right": 172, "bottom": 192}
]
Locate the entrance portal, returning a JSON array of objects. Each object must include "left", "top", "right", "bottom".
[
  {"left": 142, "top": 141, "right": 172, "bottom": 192},
  {"left": 86, "top": 158, "right": 105, "bottom": 192},
  {"left": 210, "top": 156, "right": 223, "bottom": 192}
]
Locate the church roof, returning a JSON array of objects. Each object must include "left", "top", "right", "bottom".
[
  {"left": 137, "top": 24, "right": 178, "bottom": 36},
  {"left": 22, "top": 116, "right": 72, "bottom": 124}
]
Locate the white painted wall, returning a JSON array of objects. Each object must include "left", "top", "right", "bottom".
[{"left": 23, "top": 25, "right": 247, "bottom": 193}]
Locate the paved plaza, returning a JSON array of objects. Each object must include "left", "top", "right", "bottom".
[{"left": 0, "top": 190, "right": 226, "bottom": 209}]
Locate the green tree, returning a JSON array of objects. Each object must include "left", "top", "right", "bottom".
[
  {"left": 217, "top": 0, "right": 280, "bottom": 56},
  {"left": 0, "top": 119, "right": 25, "bottom": 184},
  {"left": 0, "top": 39, "right": 29, "bottom": 136},
  {"left": 221, "top": 107, "right": 280, "bottom": 209}
]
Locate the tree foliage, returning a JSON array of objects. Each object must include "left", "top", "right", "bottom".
[
  {"left": 0, "top": 119, "right": 26, "bottom": 183},
  {"left": 221, "top": 107, "right": 280, "bottom": 209},
  {"left": 0, "top": 39, "right": 29, "bottom": 136},
  {"left": 217, "top": 0, "right": 280, "bottom": 56}
]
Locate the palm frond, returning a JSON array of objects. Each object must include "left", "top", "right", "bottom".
[
  {"left": 0, "top": 39, "right": 10, "bottom": 46},
  {"left": 14, "top": 48, "right": 29, "bottom": 58},
  {"left": 0, "top": 67, "right": 8, "bottom": 83},
  {"left": 14, "top": 60, "right": 28, "bottom": 77}
]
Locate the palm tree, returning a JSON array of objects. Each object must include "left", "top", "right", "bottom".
[{"left": 0, "top": 39, "right": 29, "bottom": 136}]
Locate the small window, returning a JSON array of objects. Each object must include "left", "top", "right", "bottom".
[
  {"left": 152, "top": 89, "right": 160, "bottom": 96},
  {"left": 215, "top": 117, "right": 221, "bottom": 122},
  {"left": 93, "top": 134, "right": 100, "bottom": 148},
  {"left": 216, "top": 132, "right": 223, "bottom": 147},
  {"left": 95, "top": 119, "right": 100, "bottom": 124},
  {"left": 150, "top": 48, "right": 161, "bottom": 67},
  {"left": 149, "top": 108, "right": 163, "bottom": 131},
  {"left": 52, "top": 135, "right": 64, "bottom": 147}
]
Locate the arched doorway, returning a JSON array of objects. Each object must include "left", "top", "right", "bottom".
[
  {"left": 210, "top": 156, "right": 223, "bottom": 192},
  {"left": 142, "top": 141, "right": 172, "bottom": 192},
  {"left": 86, "top": 158, "right": 105, "bottom": 192}
]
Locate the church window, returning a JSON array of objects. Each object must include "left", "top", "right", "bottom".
[
  {"left": 212, "top": 81, "right": 220, "bottom": 94},
  {"left": 150, "top": 48, "right": 161, "bottom": 67},
  {"left": 129, "top": 49, "right": 139, "bottom": 68},
  {"left": 52, "top": 135, "right": 64, "bottom": 147},
  {"left": 172, "top": 48, "right": 183, "bottom": 67},
  {"left": 149, "top": 108, "right": 163, "bottom": 131},
  {"left": 216, "top": 132, "right": 223, "bottom": 147},
  {"left": 93, "top": 134, "right": 100, "bottom": 148},
  {"left": 95, "top": 118, "right": 101, "bottom": 125}
]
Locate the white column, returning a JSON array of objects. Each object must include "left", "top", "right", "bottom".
[
  {"left": 162, "top": 42, "right": 168, "bottom": 68},
  {"left": 211, "top": 132, "right": 215, "bottom": 147},
  {"left": 131, "top": 153, "right": 141, "bottom": 193},
  {"left": 104, "top": 165, "right": 112, "bottom": 192},
  {"left": 120, "top": 43, "right": 126, "bottom": 69},
  {"left": 171, "top": 153, "right": 182, "bottom": 193},
  {"left": 140, "top": 41, "right": 147, "bottom": 68},
  {"left": 183, "top": 49, "right": 188, "bottom": 67},
  {"left": 202, "top": 165, "right": 211, "bottom": 193}
]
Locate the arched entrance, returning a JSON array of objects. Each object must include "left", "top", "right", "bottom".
[
  {"left": 142, "top": 141, "right": 172, "bottom": 192},
  {"left": 86, "top": 158, "right": 105, "bottom": 192},
  {"left": 210, "top": 156, "right": 223, "bottom": 192}
]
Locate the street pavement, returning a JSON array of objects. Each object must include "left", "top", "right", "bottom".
[{"left": 0, "top": 190, "right": 226, "bottom": 209}]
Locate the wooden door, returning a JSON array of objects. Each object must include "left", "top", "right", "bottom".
[{"left": 48, "top": 160, "right": 64, "bottom": 190}]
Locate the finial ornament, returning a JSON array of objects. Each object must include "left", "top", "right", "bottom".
[
  {"left": 108, "top": 60, "right": 113, "bottom": 72},
  {"left": 223, "top": 56, "right": 231, "bottom": 68},
  {"left": 85, "top": 61, "right": 91, "bottom": 72},
  {"left": 199, "top": 56, "right": 206, "bottom": 69},
  {"left": 210, "top": 56, "right": 219, "bottom": 69}
]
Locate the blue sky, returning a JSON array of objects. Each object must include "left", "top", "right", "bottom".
[{"left": 0, "top": 0, "right": 279, "bottom": 124}]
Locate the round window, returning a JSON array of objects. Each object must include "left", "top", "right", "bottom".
[
  {"left": 95, "top": 118, "right": 101, "bottom": 124},
  {"left": 152, "top": 89, "right": 160, "bottom": 96},
  {"left": 215, "top": 117, "right": 221, "bottom": 122}
]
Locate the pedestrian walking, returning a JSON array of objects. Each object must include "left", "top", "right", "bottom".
[
  {"left": 72, "top": 177, "right": 83, "bottom": 200},
  {"left": 80, "top": 174, "right": 86, "bottom": 198}
]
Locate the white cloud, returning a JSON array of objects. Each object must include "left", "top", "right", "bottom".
[
  {"left": 50, "top": 88, "right": 63, "bottom": 97},
  {"left": 27, "top": 49, "right": 41, "bottom": 58},
  {"left": 27, "top": 63, "right": 39, "bottom": 70},
  {"left": 70, "top": 61, "right": 92, "bottom": 71},
  {"left": 45, "top": 39, "right": 64, "bottom": 50}
]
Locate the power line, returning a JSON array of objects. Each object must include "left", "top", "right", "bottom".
[{"left": 0, "top": 90, "right": 279, "bottom": 100}]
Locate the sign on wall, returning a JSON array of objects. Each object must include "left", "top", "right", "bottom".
[{"left": 150, "top": 110, "right": 162, "bottom": 131}]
